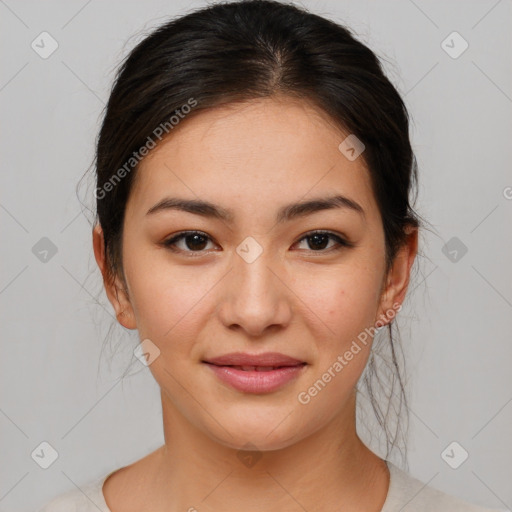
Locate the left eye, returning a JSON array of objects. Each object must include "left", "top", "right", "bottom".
[
  {"left": 294, "top": 231, "right": 351, "bottom": 252},
  {"left": 162, "top": 230, "right": 351, "bottom": 255}
]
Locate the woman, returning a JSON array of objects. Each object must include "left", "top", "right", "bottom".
[{"left": 38, "top": 0, "right": 504, "bottom": 510}]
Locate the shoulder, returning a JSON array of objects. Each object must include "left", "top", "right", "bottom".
[
  {"left": 36, "top": 471, "right": 113, "bottom": 512},
  {"left": 383, "top": 461, "right": 508, "bottom": 512}
]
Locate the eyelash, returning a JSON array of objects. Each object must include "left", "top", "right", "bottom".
[{"left": 162, "top": 230, "right": 353, "bottom": 256}]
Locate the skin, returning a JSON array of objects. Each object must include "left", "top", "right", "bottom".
[{"left": 93, "top": 95, "right": 418, "bottom": 512}]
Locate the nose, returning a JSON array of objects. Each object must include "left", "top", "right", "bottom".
[{"left": 216, "top": 248, "right": 293, "bottom": 338}]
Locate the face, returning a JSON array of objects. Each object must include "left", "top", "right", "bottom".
[{"left": 94, "top": 96, "right": 416, "bottom": 452}]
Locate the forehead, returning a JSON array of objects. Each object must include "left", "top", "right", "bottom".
[{"left": 126, "top": 96, "right": 377, "bottom": 223}]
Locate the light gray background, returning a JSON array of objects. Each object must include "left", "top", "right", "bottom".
[{"left": 1, "top": 0, "right": 511, "bottom": 511}]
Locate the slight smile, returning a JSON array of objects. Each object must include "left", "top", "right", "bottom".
[{"left": 202, "top": 352, "right": 308, "bottom": 393}]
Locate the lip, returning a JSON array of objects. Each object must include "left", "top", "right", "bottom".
[
  {"left": 203, "top": 352, "right": 305, "bottom": 367},
  {"left": 202, "top": 352, "right": 307, "bottom": 394}
]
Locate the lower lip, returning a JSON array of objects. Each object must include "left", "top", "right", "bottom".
[{"left": 204, "top": 363, "right": 307, "bottom": 393}]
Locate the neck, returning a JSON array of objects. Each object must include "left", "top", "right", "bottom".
[{"left": 140, "top": 389, "right": 390, "bottom": 512}]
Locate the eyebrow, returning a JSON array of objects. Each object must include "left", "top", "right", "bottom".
[{"left": 146, "top": 194, "right": 365, "bottom": 223}]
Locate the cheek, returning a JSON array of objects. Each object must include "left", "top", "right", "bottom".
[
  {"left": 295, "top": 262, "right": 382, "bottom": 341},
  {"left": 123, "top": 251, "right": 214, "bottom": 344},
  {"left": 293, "top": 269, "right": 380, "bottom": 418}
]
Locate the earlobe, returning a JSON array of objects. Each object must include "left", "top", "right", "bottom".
[
  {"left": 116, "top": 308, "right": 137, "bottom": 330},
  {"left": 92, "top": 223, "right": 137, "bottom": 330}
]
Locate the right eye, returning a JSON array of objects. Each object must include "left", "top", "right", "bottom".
[{"left": 162, "top": 231, "right": 218, "bottom": 256}]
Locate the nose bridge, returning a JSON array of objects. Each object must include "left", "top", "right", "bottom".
[
  {"left": 219, "top": 237, "right": 292, "bottom": 335},
  {"left": 237, "top": 247, "right": 275, "bottom": 299}
]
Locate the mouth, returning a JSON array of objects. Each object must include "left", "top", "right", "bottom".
[
  {"left": 202, "top": 351, "right": 306, "bottom": 367},
  {"left": 202, "top": 354, "right": 307, "bottom": 393},
  {"left": 207, "top": 364, "right": 306, "bottom": 371}
]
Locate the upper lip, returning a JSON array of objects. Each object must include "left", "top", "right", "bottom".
[{"left": 203, "top": 352, "right": 306, "bottom": 367}]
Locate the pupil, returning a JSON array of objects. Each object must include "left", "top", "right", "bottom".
[
  {"left": 309, "top": 234, "right": 328, "bottom": 250},
  {"left": 186, "top": 234, "right": 207, "bottom": 250}
]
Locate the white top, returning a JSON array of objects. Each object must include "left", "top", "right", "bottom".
[{"left": 37, "top": 460, "right": 507, "bottom": 512}]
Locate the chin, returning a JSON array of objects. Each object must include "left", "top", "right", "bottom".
[
  {"left": 204, "top": 414, "right": 308, "bottom": 453},
  {"left": 217, "top": 432, "right": 301, "bottom": 453}
]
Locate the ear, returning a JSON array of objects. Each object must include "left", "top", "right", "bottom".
[
  {"left": 375, "top": 225, "right": 418, "bottom": 327},
  {"left": 92, "top": 223, "right": 137, "bottom": 330}
]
